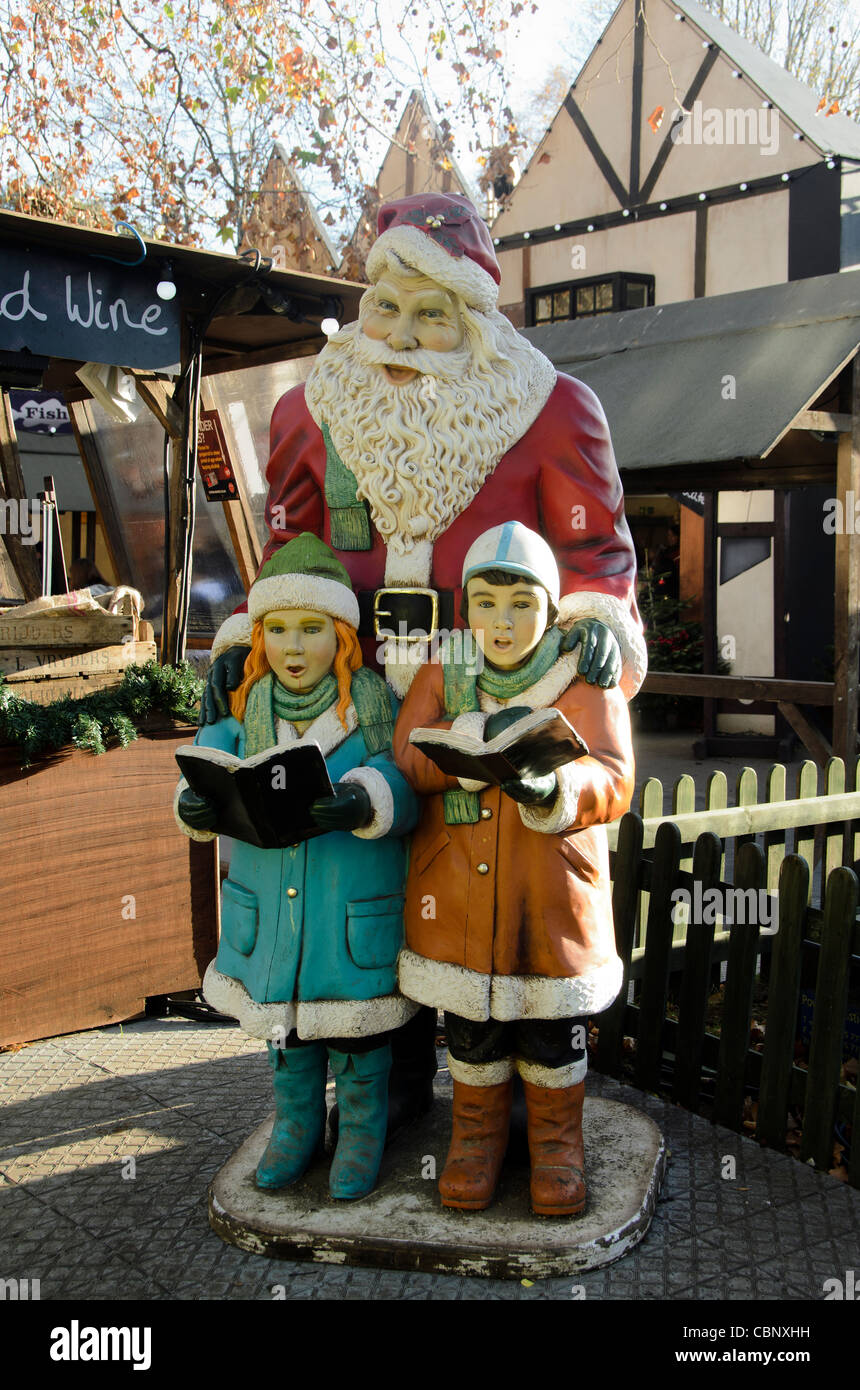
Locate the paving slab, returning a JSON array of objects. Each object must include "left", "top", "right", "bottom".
[{"left": 1, "top": 1017, "right": 858, "bottom": 1301}]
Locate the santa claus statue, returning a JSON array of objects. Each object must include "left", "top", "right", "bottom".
[{"left": 201, "top": 192, "right": 646, "bottom": 1131}]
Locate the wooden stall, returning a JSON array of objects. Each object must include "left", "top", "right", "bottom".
[{"left": 0, "top": 211, "right": 363, "bottom": 1044}]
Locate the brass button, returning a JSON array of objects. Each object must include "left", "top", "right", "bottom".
[
  {"left": 287, "top": 887, "right": 298, "bottom": 898},
  {"left": 477, "top": 862, "right": 489, "bottom": 875},
  {"left": 481, "top": 808, "right": 492, "bottom": 820}
]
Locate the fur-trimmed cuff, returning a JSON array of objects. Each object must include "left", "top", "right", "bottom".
[
  {"left": 398, "top": 947, "right": 623, "bottom": 1021},
  {"left": 211, "top": 612, "right": 254, "bottom": 662},
  {"left": 517, "top": 759, "right": 583, "bottom": 834},
  {"left": 450, "top": 709, "right": 491, "bottom": 791},
  {"left": 339, "top": 767, "right": 394, "bottom": 840},
  {"left": 203, "top": 962, "right": 418, "bottom": 1040},
  {"left": 174, "top": 777, "right": 217, "bottom": 843},
  {"left": 558, "top": 590, "right": 648, "bottom": 700},
  {"left": 517, "top": 1055, "right": 588, "bottom": 1087},
  {"left": 447, "top": 1052, "right": 515, "bottom": 1086}
]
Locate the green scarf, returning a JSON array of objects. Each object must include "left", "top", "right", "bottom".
[
  {"left": 441, "top": 626, "right": 564, "bottom": 825},
  {"left": 243, "top": 672, "right": 338, "bottom": 757},
  {"left": 242, "top": 668, "right": 394, "bottom": 759}
]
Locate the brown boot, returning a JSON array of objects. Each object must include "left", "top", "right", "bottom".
[
  {"left": 523, "top": 1079, "right": 587, "bottom": 1217},
  {"left": 438, "top": 1078, "right": 514, "bottom": 1211}
]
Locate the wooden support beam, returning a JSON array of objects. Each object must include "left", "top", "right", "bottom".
[
  {"left": 66, "top": 400, "right": 135, "bottom": 588},
  {"left": 200, "top": 381, "right": 262, "bottom": 594},
  {"left": 0, "top": 391, "right": 42, "bottom": 600},
  {"left": 129, "top": 371, "right": 183, "bottom": 439},
  {"left": 642, "top": 672, "right": 835, "bottom": 706},
  {"left": 791, "top": 410, "right": 852, "bottom": 433},
  {"left": 160, "top": 432, "right": 189, "bottom": 665},
  {"left": 777, "top": 700, "right": 832, "bottom": 767},
  {"left": 833, "top": 355, "right": 860, "bottom": 771}
]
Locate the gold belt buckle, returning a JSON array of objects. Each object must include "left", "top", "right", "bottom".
[{"left": 373, "top": 587, "right": 439, "bottom": 643}]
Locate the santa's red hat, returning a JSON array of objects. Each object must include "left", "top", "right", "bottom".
[{"left": 367, "top": 194, "right": 500, "bottom": 312}]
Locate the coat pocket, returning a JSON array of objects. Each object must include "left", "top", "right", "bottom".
[
  {"left": 346, "top": 893, "right": 405, "bottom": 970},
  {"left": 221, "top": 879, "right": 259, "bottom": 956},
  {"left": 413, "top": 829, "right": 450, "bottom": 877}
]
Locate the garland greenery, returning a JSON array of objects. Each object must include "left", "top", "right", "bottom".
[{"left": 0, "top": 660, "right": 203, "bottom": 766}]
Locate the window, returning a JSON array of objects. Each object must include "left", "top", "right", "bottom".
[{"left": 528, "top": 273, "right": 655, "bottom": 326}]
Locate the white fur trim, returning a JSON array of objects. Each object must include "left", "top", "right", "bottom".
[
  {"left": 449, "top": 710, "right": 491, "bottom": 791},
  {"left": 383, "top": 541, "right": 434, "bottom": 589},
  {"left": 277, "top": 700, "right": 357, "bottom": 757},
  {"left": 174, "top": 777, "right": 217, "bottom": 842},
  {"left": 516, "top": 1056, "right": 588, "bottom": 1087},
  {"left": 518, "top": 758, "right": 584, "bottom": 834},
  {"left": 248, "top": 573, "right": 359, "bottom": 628},
  {"left": 202, "top": 962, "right": 418, "bottom": 1040},
  {"left": 211, "top": 612, "right": 253, "bottom": 661},
  {"left": 339, "top": 766, "right": 395, "bottom": 840},
  {"left": 557, "top": 591, "right": 648, "bottom": 701},
  {"left": 367, "top": 225, "right": 499, "bottom": 312},
  {"left": 476, "top": 648, "right": 581, "bottom": 715},
  {"left": 447, "top": 1052, "right": 515, "bottom": 1085},
  {"left": 378, "top": 645, "right": 421, "bottom": 699},
  {"left": 399, "top": 948, "right": 622, "bottom": 1021}
]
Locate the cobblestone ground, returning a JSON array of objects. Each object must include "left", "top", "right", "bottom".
[{"left": 1, "top": 1017, "right": 857, "bottom": 1301}]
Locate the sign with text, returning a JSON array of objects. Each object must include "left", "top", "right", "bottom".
[
  {"left": 669, "top": 491, "right": 706, "bottom": 516},
  {"left": 197, "top": 408, "right": 238, "bottom": 500},
  {"left": 0, "top": 245, "right": 180, "bottom": 369}
]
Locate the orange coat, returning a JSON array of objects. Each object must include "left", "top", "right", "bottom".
[{"left": 392, "top": 650, "right": 635, "bottom": 1022}]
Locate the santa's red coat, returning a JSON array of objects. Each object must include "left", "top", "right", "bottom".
[{"left": 226, "top": 372, "right": 642, "bottom": 674}]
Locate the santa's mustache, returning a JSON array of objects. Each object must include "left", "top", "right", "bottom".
[{"left": 346, "top": 327, "right": 474, "bottom": 381}]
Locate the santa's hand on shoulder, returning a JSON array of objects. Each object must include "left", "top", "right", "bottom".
[
  {"left": 562, "top": 619, "right": 622, "bottom": 689},
  {"left": 199, "top": 645, "right": 248, "bottom": 725}
]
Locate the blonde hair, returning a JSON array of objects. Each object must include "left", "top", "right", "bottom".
[{"left": 229, "top": 616, "right": 363, "bottom": 730}]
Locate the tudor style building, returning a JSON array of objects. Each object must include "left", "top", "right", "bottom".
[
  {"left": 492, "top": 0, "right": 860, "bottom": 327},
  {"left": 490, "top": 0, "right": 860, "bottom": 752}
]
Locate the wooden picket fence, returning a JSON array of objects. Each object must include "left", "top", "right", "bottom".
[{"left": 600, "top": 757, "right": 860, "bottom": 1187}]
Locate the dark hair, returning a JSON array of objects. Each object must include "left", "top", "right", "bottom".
[{"left": 461, "top": 567, "right": 559, "bottom": 625}]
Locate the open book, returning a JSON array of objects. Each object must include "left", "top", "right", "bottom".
[
  {"left": 408, "top": 708, "right": 588, "bottom": 785},
  {"left": 175, "top": 741, "right": 335, "bottom": 850}
]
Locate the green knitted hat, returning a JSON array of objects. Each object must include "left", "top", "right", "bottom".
[{"left": 247, "top": 532, "right": 360, "bottom": 627}]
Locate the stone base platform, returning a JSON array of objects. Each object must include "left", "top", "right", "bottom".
[{"left": 209, "top": 1080, "right": 667, "bottom": 1279}]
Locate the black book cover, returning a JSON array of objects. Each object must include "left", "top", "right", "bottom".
[
  {"left": 175, "top": 742, "right": 335, "bottom": 850},
  {"left": 409, "top": 708, "right": 588, "bottom": 785}
]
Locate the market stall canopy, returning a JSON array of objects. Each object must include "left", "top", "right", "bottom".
[
  {"left": 523, "top": 269, "right": 860, "bottom": 487},
  {"left": 0, "top": 209, "right": 365, "bottom": 389}
]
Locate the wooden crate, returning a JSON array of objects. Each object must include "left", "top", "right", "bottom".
[
  {"left": 0, "top": 613, "right": 157, "bottom": 704},
  {"left": 0, "top": 725, "right": 218, "bottom": 1046}
]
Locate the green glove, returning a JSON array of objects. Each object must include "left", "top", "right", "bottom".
[
  {"left": 561, "top": 619, "right": 622, "bottom": 688},
  {"left": 501, "top": 772, "right": 557, "bottom": 805},
  {"left": 178, "top": 787, "right": 219, "bottom": 831},
  {"left": 310, "top": 783, "right": 373, "bottom": 831},
  {"left": 484, "top": 705, "right": 533, "bottom": 742},
  {"left": 199, "top": 645, "right": 248, "bottom": 725}
]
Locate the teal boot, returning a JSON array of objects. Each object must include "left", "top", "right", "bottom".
[
  {"left": 327, "top": 1044, "right": 392, "bottom": 1200},
  {"left": 255, "top": 1041, "right": 328, "bottom": 1191}
]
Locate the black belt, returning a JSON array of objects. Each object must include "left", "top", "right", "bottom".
[{"left": 357, "top": 588, "right": 456, "bottom": 642}]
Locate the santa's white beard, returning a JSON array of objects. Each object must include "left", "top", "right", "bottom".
[{"left": 304, "top": 309, "right": 555, "bottom": 566}]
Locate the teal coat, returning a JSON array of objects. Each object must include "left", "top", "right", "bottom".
[{"left": 182, "top": 689, "right": 418, "bottom": 1041}]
